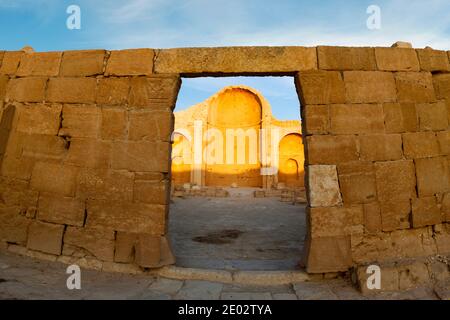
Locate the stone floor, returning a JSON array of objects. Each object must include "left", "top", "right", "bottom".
[
  {"left": 0, "top": 252, "right": 446, "bottom": 300},
  {"left": 169, "top": 196, "right": 306, "bottom": 271}
]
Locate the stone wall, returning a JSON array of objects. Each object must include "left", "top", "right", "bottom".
[{"left": 0, "top": 45, "right": 449, "bottom": 276}]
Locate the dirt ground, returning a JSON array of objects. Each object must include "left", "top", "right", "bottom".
[{"left": 168, "top": 196, "right": 306, "bottom": 271}]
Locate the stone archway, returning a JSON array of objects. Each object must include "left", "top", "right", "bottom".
[
  {"left": 278, "top": 133, "right": 304, "bottom": 187},
  {"left": 171, "top": 132, "right": 192, "bottom": 186}
]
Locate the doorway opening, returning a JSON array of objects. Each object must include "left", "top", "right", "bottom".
[{"left": 168, "top": 76, "right": 307, "bottom": 271}]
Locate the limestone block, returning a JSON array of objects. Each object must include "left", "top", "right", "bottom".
[
  {"left": 338, "top": 161, "right": 377, "bottom": 204},
  {"left": 0, "top": 155, "right": 34, "bottom": 180},
  {"left": 363, "top": 202, "right": 382, "bottom": 234},
  {"left": 112, "top": 141, "right": 170, "bottom": 172},
  {"left": 374, "top": 160, "right": 416, "bottom": 201},
  {"left": 383, "top": 103, "right": 418, "bottom": 133},
  {"left": 402, "top": 132, "right": 440, "bottom": 159},
  {"left": 307, "top": 165, "right": 342, "bottom": 207},
  {"left": 390, "top": 228, "right": 437, "bottom": 259},
  {"left": 105, "top": 49, "right": 154, "bottom": 76},
  {"left": 441, "top": 193, "right": 450, "bottom": 222},
  {"left": 344, "top": 71, "right": 397, "bottom": 103},
  {"left": 65, "top": 139, "right": 112, "bottom": 169},
  {"left": 329, "top": 104, "right": 385, "bottom": 134},
  {"left": 359, "top": 134, "right": 403, "bottom": 161},
  {"left": 417, "top": 49, "right": 450, "bottom": 72},
  {"left": 60, "top": 50, "right": 106, "bottom": 76},
  {"left": 308, "top": 205, "right": 363, "bottom": 238},
  {"left": 304, "top": 235, "right": 352, "bottom": 273},
  {"left": 437, "top": 131, "right": 450, "bottom": 155},
  {"left": 380, "top": 199, "right": 411, "bottom": 231},
  {"left": 375, "top": 47, "right": 420, "bottom": 71},
  {"left": 317, "top": 46, "right": 377, "bottom": 70},
  {"left": 16, "top": 52, "right": 62, "bottom": 76},
  {"left": 114, "top": 232, "right": 137, "bottom": 263},
  {"left": 302, "top": 105, "right": 329, "bottom": 135},
  {"left": 30, "top": 162, "right": 78, "bottom": 197},
  {"left": 398, "top": 262, "right": 431, "bottom": 291},
  {"left": 17, "top": 134, "right": 67, "bottom": 162},
  {"left": 306, "top": 135, "right": 358, "bottom": 164},
  {"left": 0, "top": 51, "right": 23, "bottom": 75},
  {"left": 37, "top": 194, "right": 85, "bottom": 227},
  {"left": 395, "top": 72, "right": 436, "bottom": 103},
  {"left": 391, "top": 41, "right": 412, "bottom": 48},
  {"left": 47, "top": 78, "right": 97, "bottom": 103},
  {"left": 59, "top": 104, "right": 100, "bottom": 138},
  {"left": 0, "top": 180, "right": 38, "bottom": 209},
  {"left": 411, "top": 197, "right": 442, "bottom": 228},
  {"left": 135, "top": 234, "right": 161, "bottom": 267},
  {"left": 128, "top": 110, "right": 173, "bottom": 141},
  {"left": 101, "top": 108, "right": 126, "bottom": 140},
  {"left": 435, "top": 224, "right": 450, "bottom": 254},
  {"left": 296, "top": 71, "right": 345, "bottom": 105},
  {"left": 155, "top": 46, "right": 317, "bottom": 74},
  {"left": 78, "top": 168, "right": 134, "bottom": 201},
  {"left": 416, "top": 101, "right": 448, "bottom": 131},
  {"left": 433, "top": 73, "right": 450, "bottom": 99},
  {"left": 415, "top": 156, "right": 450, "bottom": 197},
  {"left": 6, "top": 77, "right": 47, "bottom": 102},
  {"left": 26, "top": 221, "right": 64, "bottom": 255},
  {"left": 16, "top": 103, "right": 62, "bottom": 135},
  {"left": 350, "top": 233, "right": 395, "bottom": 264},
  {"left": 64, "top": 227, "right": 115, "bottom": 261},
  {"left": 96, "top": 77, "right": 130, "bottom": 105},
  {"left": 128, "top": 75, "right": 180, "bottom": 110},
  {"left": 133, "top": 180, "right": 169, "bottom": 205},
  {"left": 0, "top": 75, "right": 8, "bottom": 101},
  {"left": 0, "top": 206, "right": 31, "bottom": 245}
]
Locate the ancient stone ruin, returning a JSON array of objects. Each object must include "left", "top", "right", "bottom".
[{"left": 0, "top": 45, "right": 449, "bottom": 290}]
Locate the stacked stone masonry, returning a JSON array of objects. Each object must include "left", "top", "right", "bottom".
[{"left": 0, "top": 46, "right": 449, "bottom": 279}]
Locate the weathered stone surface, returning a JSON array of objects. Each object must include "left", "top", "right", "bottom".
[
  {"left": 306, "top": 135, "right": 358, "bottom": 164},
  {"left": 307, "top": 165, "right": 342, "bottom": 207},
  {"left": 437, "top": 131, "right": 450, "bottom": 155},
  {"left": 128, "top": 111, "right": 173, "bottom": 141},
  {"left": 338, "top": 161, "right": 377, "bottom": 204},
  {"left": 105, "top": 49, "right": 154, "bottom": 76},
  {"left": 96, "top": 77, "right": 130, "bottom": 105},
  {"left": 308, "top": 205, "right": 363, "bottom": 238},
  {"left": 383, "top": 103, "right": 418, "bottom": 133},
  {"left": 317, "top": 46, "right": 376, "bottom": 71},
  {"left": 47, "top": 78, "right": 97, "bottom": 103},
  {"left": 417, "top": 49, "right": 450, "bottom": 72},
  {"left": 16, "top": 103, "right": 62, "bottom": 135},
  {"left": 64, "top": 226, "right": 115, "bottom": 261},
  {"left": 6, "top": 77, "right": 47, "bottom": 102},
  {"left": 375, "top": 47, "right": 420, "bottom": 71},
  {"left": 0, "top": 51, "right": 23, "bottom": 75},
  {"left": 0, "top": 206, "right": 31, "bottom": 245},
  {"left": 442, "top": 193, "right": 450, "bottom": 222},
  {"left": 128, "top": 75, "right": 180, "bottom": 110},
  {"left": 395, "top": 72, "right": 436, "bottom": 103},
  {"left": 37, "top": 194, "right": 85, "bottom": 227},
  {"left": 402, "top": 132, "right": 440, "bottom": 159},
  {"left": 30, "top": 162, "right": 78, "bottom": 197},
  {"left": 380, "top": 199, "right": 411, "bottom": 231},
  {"left": 77, "top": 168, "right": 134, "bottom": 201},
  {"left": 101, "top": 108, "right": 126, "bottom": 140},
  {"left": 304, "top": 235, "right": 352, "bottom": 273},
  {"left": 296, "top": 71, "right": 345, "bottom": 105},
  {"left": 86, "top": 200, "right": 166, "bottom": 234},
  {"left": 65, "top": 139, "right": 111, "bottom": 168},
  {"left": 344, "top": 71, "right": 397, "bottom": 103},
  {"left": 416, "top": 101, "right": 448, "bottom": 131},
  {"left": 114, "top": 232, "right": 137, "bottom": 263},
  {"left": 59, "top": 104, "right": 100, "bottom": 138},
  {"left": 329, "top": 104, "right": 384, "bottom": 134},
  {"left": 415, "top": 156, "right": 450, "bottom": 197},
  {"left": 16, "top": 134, "right": 67, "bottom": 161},
  {"left": 433, "top": 73, "right": 450, "bottom": 99},
  {"left": 60, "top": 50, "right": 105, "bottom": 76},
  {"left": 112, "top": 141, "right": 170, "bottom": 172},
  {"left": 135, "top": 234, "right": 161, "bottom": 267},
  {"left": 359, "top": 134, "right": 403, "bottom": 161},
  {"left": 363, "top": 202, "right": 382, "bottom": 234},
  {"left": 155, "top": 46, "right": 317, "bottom": 74},
  {"left": 302, "top": 105, "right": 329, "bottom": 135},
  {"left": 435, "top": 224, "right": 450, "bottom": 254},
  {"left": 134, "top": 180, "right": 169, "bottom": 205},
  {"left": 16, "top": 52, "right": 62, "bottom": 76},
  {"left": 411, "top": 197, "right": 442, "bottom": 228},
  {"left": 374, "top": 160, "right": 416, "bottom": 201},
  {"left": 0, "top": 155, "right": 35, "bottom": 180},
  {"left": 26, "top": 221, "right": 64, "bottom": 255}
]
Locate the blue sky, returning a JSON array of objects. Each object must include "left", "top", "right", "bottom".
[{"left": 1, "top": 0, "right": 449, "bottom": 119}]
